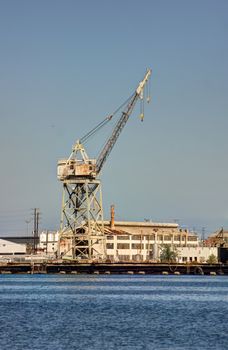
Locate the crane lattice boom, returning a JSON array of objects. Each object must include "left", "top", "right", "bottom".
[{"left": 57, "top": 69, "right": 151, "bottom": 181}]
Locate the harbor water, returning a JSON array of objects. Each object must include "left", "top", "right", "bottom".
[{"left": 0, "top": 275, "right": 227, "bottom": 350}]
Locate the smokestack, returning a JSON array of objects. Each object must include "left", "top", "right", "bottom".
[{"left": 110, "top": 204, "right": 115, "bottom": 229}]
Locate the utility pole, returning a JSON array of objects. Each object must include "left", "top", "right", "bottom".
[{"left": 33, "top": 208, "right": 40, "bottom": 254}]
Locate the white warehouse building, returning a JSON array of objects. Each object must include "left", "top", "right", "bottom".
[{"left": 0, "top": 238, "right": 26, "bottom": 256}]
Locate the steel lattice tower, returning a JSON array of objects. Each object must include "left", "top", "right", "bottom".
[
  {"left": 57, "top": 69, "right": 151, "bottom": 260},
  {"left": 58, "top": 145, "right": 106, "bottom": 260}
]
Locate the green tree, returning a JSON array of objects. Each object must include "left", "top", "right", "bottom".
[
  {"left": 160, "top": 244, "right": 178, "bottom": 263},
  {"left": 206, "top": 254, "right": 217, "bottom": 264}
]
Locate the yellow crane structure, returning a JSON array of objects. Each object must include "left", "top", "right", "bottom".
[{"left": 57, "top": 69, "right": 151, "bottom": 260}]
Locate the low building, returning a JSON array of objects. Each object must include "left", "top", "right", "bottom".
[
  {"left": 177, "top": 246, "right": 218, "bottom": 263},
  {"left": 0, "top": 238, "right": 26, "bottom": 256},
  {"left": 104, "top": 220, "right": 198, "bottom": 262},
  {"left": 39, "top": 231, "right": 59, "bottom": 254}
]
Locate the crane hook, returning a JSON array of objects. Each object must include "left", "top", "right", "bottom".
[{"left": 139, "top": 93, "right": 144, "bottom": 122}]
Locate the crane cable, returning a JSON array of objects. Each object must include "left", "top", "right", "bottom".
[{"left": 79, "top": 92, "right": 135, "bottom": 145}]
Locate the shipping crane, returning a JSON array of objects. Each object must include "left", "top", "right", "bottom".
[{"left": 57, "top": 69, "right": 151, "bottom": 260}]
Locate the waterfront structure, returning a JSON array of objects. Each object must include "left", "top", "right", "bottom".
[
  {"left": 177, "top": 246, "right": 218, "bottom": 263},
  {"left": 206, "top": 228, "right": 228, "bottom": 247},
  {"left": 57, "top": 70, "right": 151, "bottom": 260},
  {"left": 45, "top": 218, "right": 203, "bottom": 261},
  {"left": 103, "top": 220, "right": 198, "bottom": 262},
  {"left": 205, "top": 228, "right": 228, "bottom": 263},
  {"left": 39, "top": 231, "right": 59, "bottom": 254},
  {"left": 0, "top": 238, "right": 26, "bottom": 256},
  {"left": 0, "top": 222, "right": 220, "bottom": 263},
  {"left": 54, "top": 217, "right": 220, "bottom": 262}
]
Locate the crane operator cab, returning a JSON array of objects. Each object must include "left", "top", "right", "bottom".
[
  {"left": 57, "top": 140, "right": 97, "bottom": 180},
  {"left": 57, "top": 158, "right": 97, "bottom": 180}
]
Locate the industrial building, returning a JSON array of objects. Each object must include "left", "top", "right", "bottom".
[
  {"left": 177, "top": 247, "right": 218, "bottom": 263},
  {"left": 39, "top": 231, "right": 58, "bottom": 254},
  {"left": 0, "top": 222, "right": 220, "bottom": 263},
  {"left": 0, "top": 212, "right": 222, "bottom": 263},
  {"left": 41, "top": 219, "right": 218, "bottom": 263},
  {"left": 104, "top": 220, "right": 217, "bottom": 263},
  {"left": 206, "top": 228, "right": 228, "bottom": 247},
  {"left": 205, "top": 228, "right": 228, "bottom": 263},
  {"left": 103, "top": 220, "right": 198, "bottom": 262},
  {"left": 0, "top": 238, "right": 26, "bottom": 256},
  {"left": 36, "top": 209, "right": 218, "bottom": 263}
]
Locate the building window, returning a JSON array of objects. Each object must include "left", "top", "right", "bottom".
[
  {"left": 106, "top": 243, "right": 114, "bottom": 249},
  {"left": 132, "top": 243, "right": 142, "bottom": 249},
  {"left": 145, "top": 244, "right": 153, "bottom": 249},
  {"left": 117, "top": 243, "right": 129, "bottom": 249},
  {"left": 148, "top": 234, "right": 155, "bottom": 240},
  {"left": 187, "top": 236, "right": 197, "bottom": 241},
  {"left": 174, "top": 235, "right": 180, "bottom": 241},
  {"left": 132, "top": 254, "right": 143, "bottom": 261},
  {"left": 164, "top": 235, "right": 171, "bottom": 241},
  {"left": 132, "top": 235, "right": 141, "bottom": 240},
  {"left": 117, "top": 236, "right": 129, "bottom": 240},
  {"left": 107, "top": 236, "right": 113, "bottom": 240}
]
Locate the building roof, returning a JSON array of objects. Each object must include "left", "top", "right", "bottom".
[
  {"left": 0, "top": 236, "right": 39, "bottom": 245},
  {"left": 208, "top": 228, "right": 228, "bottom": 238},
  {"left": 103, "top": 220, "right": 178, "bottom": 228}
]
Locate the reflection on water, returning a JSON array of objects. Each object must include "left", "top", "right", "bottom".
[{"left": 0, "top": 275, "right": 227, "bottom": 350}]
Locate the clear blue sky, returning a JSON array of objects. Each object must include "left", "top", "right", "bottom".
[{"left": 0, "top": 0, "right": 227, "bottom": 236}]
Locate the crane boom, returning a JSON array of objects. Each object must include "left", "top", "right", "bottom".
[
  {"left": 96, "top": 69, "right": 151, "bottom": 174},
  {"left": 96, "top": 93, "right": 138, "bottom": 174},
  {"left": 57, "top": 69, "right": 151, "bottom": 181}
]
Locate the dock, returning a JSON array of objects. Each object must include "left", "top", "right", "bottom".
[{"left": 0, "top": 262, "right": 227, "bottom": 275}]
